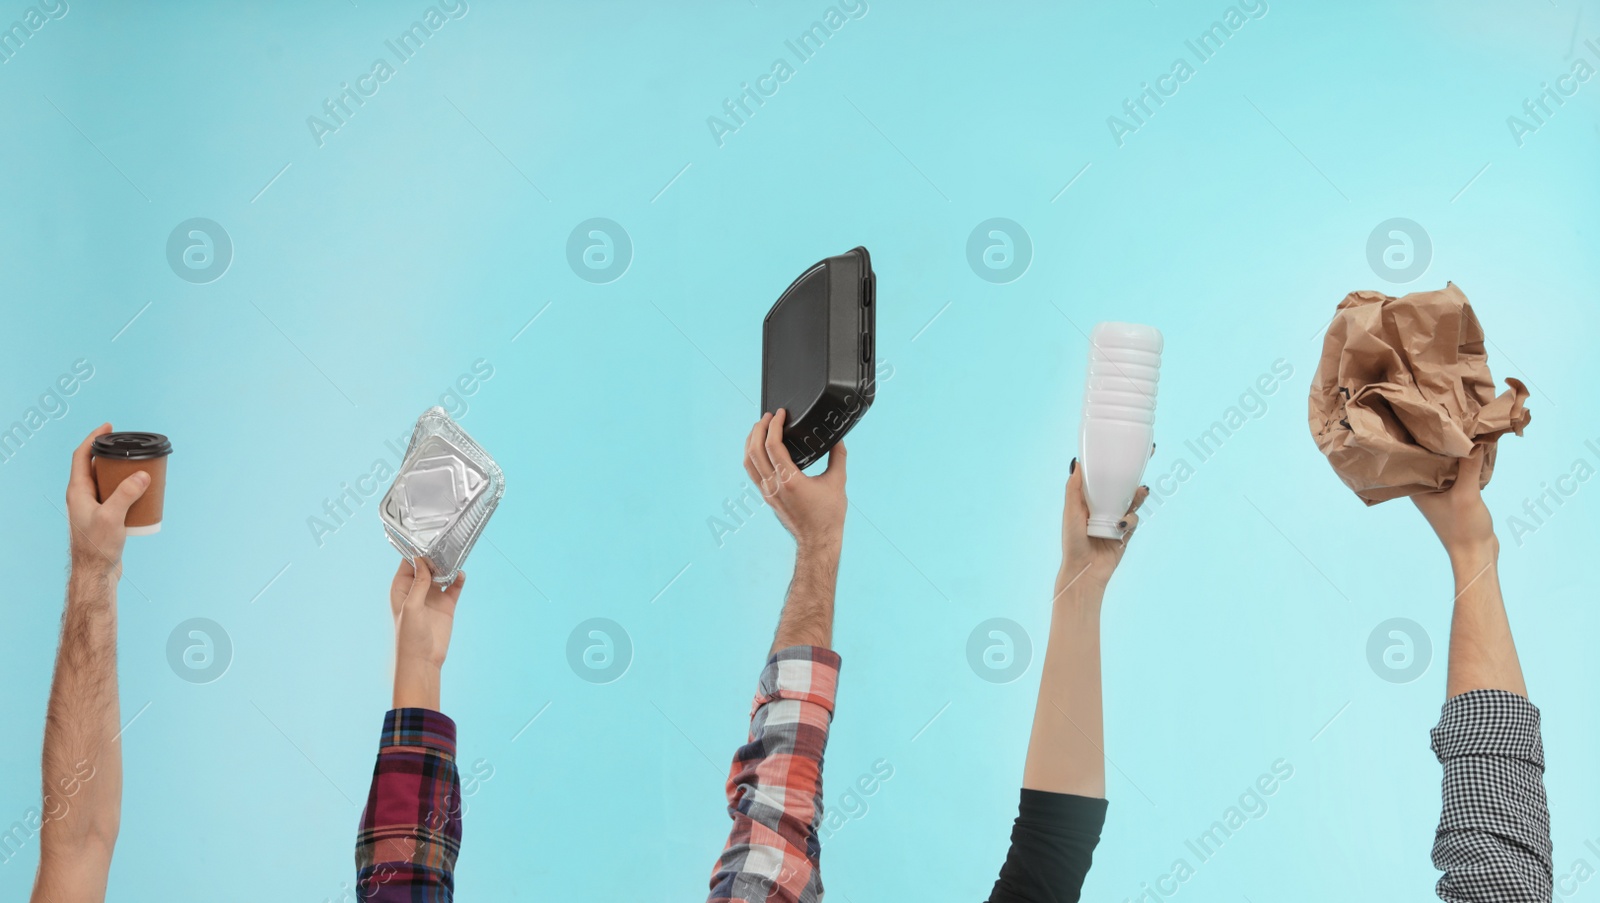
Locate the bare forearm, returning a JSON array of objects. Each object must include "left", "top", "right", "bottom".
[
  {"left": 770, "top": 540, "right": 840, "bottom": 654},
  {"left": 35, "top": 567, "right": 123, "bottom": 899},
  {"left": 1022, "top": 573, "right": 1107, "bottom": 797},
  {"left": 1444, "top": 538, "right": 1526, "bottom": 699},
  {"left": 393, "top": 661, "right": 442, "bottom": 711}
]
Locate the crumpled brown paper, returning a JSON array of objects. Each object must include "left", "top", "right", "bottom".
[{"left": 1309, "top": 283, "right": 1530, "bottom": 505}]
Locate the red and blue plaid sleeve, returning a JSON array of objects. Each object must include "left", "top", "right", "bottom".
[
  {"left": 708, "top": 645, "right": 842, "bottom": 903},
  {"left": 356, "top": 708, "right": 463, "bottom": 903}
]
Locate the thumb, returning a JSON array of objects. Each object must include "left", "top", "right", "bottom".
[
  {"left": 822, "top": 442, "right": 847, "bottom": 481},
  {"left": 443, "top": 570, "right": 467, "bottom": 605},
  {"left": 100, "top": 471, "right": 151, "bottom": 522},
  {"left": 1455, "top": 445, "right": 1487, "bottom": 492},
  {"left": 408, "top": 559, "right": 434, "bottom": 604},
  {"left": 1065, "top": 458, "right": 1087, "bottom": 517},
  {"left": 1118, "top": 511, "right": 1141, "bottom": 543},
  {"left": 430, "top": 571, "right": 465, "bottom": 617}
]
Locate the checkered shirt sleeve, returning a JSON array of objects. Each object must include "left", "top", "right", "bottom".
[
  {"left": 356, "top": 708, "right": 463, "bottom": 902},
  {"left": 708, "top": 646, "right": 843, "bottom": 903},
  {"left": 1432, "top": 689, "right": 1553, "bottom": 903}
]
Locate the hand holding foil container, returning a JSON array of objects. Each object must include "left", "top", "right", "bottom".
[{"left": 379, "top": 407, "right": 505, "bottom": 586}]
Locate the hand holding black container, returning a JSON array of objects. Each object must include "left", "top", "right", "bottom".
[{"left": 761, "top": 247, "right": 877, "bottom": 469}]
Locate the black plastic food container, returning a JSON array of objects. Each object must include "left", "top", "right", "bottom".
[{"left": 761, "top": 246, "right": 876, "bottom": 469}]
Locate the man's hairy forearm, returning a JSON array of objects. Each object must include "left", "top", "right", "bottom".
[
  {"left": 771, "top": 540, "right": 841, "bottom": 654},
  {"left": 36, "top": 567, "right": 123, "bottom": 885}
]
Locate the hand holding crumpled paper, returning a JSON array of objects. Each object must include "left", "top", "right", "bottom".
[{"left": 1308, "top": 283, "right": 1530, "bottom": 505}]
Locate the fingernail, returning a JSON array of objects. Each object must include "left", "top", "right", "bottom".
[
  {"left": 1116, "top": 519, "right": 1128, "bottom": 530},
  {"left": 1140, "top": 484, "right": 1149, "bottom": 493},
  {"left": 1069, "top": 457, "right": 1077, "bottom": 474},
  {"left": 133, "top": 471, "right": 151, "bottom": 485}
]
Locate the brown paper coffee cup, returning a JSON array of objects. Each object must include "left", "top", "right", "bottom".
[{"left": 91, "top": 432, "right": 172, "bottom": 535}]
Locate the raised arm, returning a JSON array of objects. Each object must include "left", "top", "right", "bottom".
[
  {"left": 708, "top": 410, "right": 846, "bottom": 903},
  {"left": 355, "top": 560, "right": 466, "bottom": 902},
  {"left": 1413, "top": 446, "right": 1552, "bottom": 902},
  {"left": 32, "top": 424, "right": 149, "bottom": 903},
  {"left": 987, "top": 458, "right": 1146, "bottom": 903}
]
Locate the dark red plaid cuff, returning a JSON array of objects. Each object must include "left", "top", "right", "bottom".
[{"left": 356, "top": 708, "right": 462, "bottom": 903}]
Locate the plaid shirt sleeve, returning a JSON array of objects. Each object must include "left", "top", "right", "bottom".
[
  {"left": 708, "top": 645, "right": 842, "bottom": 903},
  {"left": 356, "top": 708, "right": 463, "bottom": 903},
  {"left": 1431, "top": 689, "right": 1553, "bottom": 903}
]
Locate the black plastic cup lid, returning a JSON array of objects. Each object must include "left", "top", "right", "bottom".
[{"left": 92, "top": 432, "right": 172, "bottom": 459}]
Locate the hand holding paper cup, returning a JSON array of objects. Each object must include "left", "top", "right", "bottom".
[{"left": 91, "top": 432, "right": 172, "bottom": 535}]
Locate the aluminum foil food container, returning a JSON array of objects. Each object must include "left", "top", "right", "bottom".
[{"left": 379, "top": 406, "right": 504, "bottom": 586}]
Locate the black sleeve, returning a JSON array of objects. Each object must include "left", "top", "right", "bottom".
[{"left": 984, "top": 789, "right": 1108, "bottom": 903}]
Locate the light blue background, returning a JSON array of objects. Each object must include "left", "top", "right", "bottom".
[{"left": 1, "top": 1, "right": 1596, "bottom": 900}]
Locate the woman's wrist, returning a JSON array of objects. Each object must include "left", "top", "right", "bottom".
[
  {"left": 393, "top": 658, "right": 442, "bottom": 711},
  {"left": 1054, "top": 565, "right": 1108, "bottom": 609}
]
